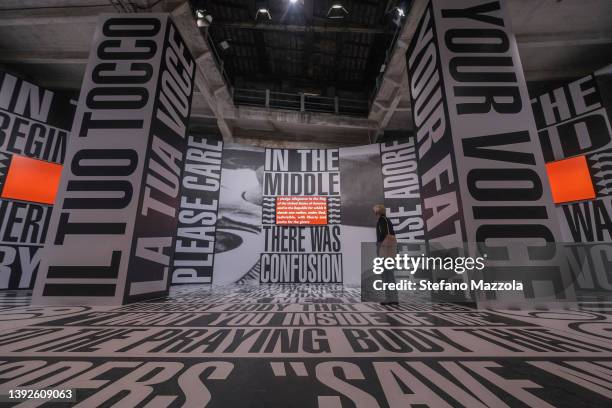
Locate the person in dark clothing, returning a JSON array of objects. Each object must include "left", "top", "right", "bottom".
[
  {"left": 376, "top": 210, "right": 395, "bottom": 242},
  {"left": 373, "top": 204, "right": 399, "bottom": 305}
]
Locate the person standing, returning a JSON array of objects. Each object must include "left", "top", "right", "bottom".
[{"left": 373, "top": 204, "right": 398, "bottom": 305}]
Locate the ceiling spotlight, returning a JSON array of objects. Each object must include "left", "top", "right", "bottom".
[
  {"left": 219, "top": 40, "right": 230, "bottom": 51},
  {"left": 195, "top": 9, "right": 213, "bottom": 27},
  {"left": 290, "top": 0, "right": 298, "bottom": 4},
  {"left": 389, "top": 5, "right": 405, "bottom": 27},
  {"left": 327, "top": 3, "right": 348, "bottom": 19},
  {"left": 255, "top": 8, "right": 272, "bottom": 20}
]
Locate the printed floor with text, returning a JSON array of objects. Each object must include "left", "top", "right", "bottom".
[{"left": 0, "top": 284, "right": 610, "bottom": 407}]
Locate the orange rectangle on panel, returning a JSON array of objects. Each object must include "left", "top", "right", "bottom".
[
  {"left": 545, "top": 155, "right": 596, "bottom": 204},
  {"left": 1, "top": 155, "right": 63, "bottom": 205}
]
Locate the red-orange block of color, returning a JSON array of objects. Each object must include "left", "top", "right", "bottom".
[
  {"left": 545, "top": 155, "right": 595, "bottom": 204},
  {"left": 1, "top": 155, "right": 63, "bottom": 205}
]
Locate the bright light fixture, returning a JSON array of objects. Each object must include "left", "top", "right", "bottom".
[
  {"left": 195, "top": 9, "right": 212, "bottom": 27},
  {"left": 255, "top": 7, "right": 272, "bottom": 20},
  {"left": 327, "top": 3, "right": 348, "bottom": 19}
]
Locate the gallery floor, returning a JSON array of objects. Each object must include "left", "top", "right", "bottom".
[{"left": 0, "top": 284, "right": 610, "bottom": 407}]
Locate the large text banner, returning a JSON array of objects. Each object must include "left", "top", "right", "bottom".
[{"left": 34, "top": 14, "right": 195, "bottom": 305}]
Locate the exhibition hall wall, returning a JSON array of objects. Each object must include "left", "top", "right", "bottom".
[
  {"left": 0, "top": 72, "right": 74, "bottom": 290},
  {"left": 532, "top": 66, "right": 612, "bottom": 243},
  {"left": 0, "top": 1, "right": 604, "bottom": 305},
  {"left": 170, "top": 138, "right": 423, "bottom": 286},
  {"left": 0, "top": 68, "right": 426, "bottom": 292},
  {"left": 531, "top": 66, "right": 612, "bottom": 295}
]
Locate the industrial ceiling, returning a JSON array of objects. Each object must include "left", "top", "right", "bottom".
[{"left": 1, "top": 0, "right": 611, "bottom": 146}]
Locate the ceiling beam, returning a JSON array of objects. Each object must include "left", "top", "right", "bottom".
[
  {"left": 231, "top": 70, "right": 368, "bottom": 88},
  {"left": 213, "top": 21, "right": 388, "bottom": 34},
  {"left": 517, "top": 31, "right": 612, "bottom": 48},
  {"left": 234, "top": 105, "right": 377, "bottom": 128},
  {"left": 229, "top": 42, "right": 369, "bottom": 60},
  {"left": 524, "top": 68, "right": 595, "bottom": 82},
  {"left": 0, "top": 6, "right": 110, "bottom": 26},
  {"left": 0, "top": 50, "right": 88, "bottom": 64}
]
